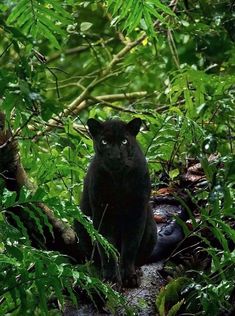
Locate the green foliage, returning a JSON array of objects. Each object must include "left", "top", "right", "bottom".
[
  {"left": 0, "top": 243, "right": 125, "bottom": 315},
  {"left": 191, "top": 154, "right": 235, "bottom": 315},
  {"left": 160, "top": 153, "right": 235, "bottom": 315},
  {"left": 0, "top": 0, "right": 235, "bottom": 314},
  {"left": 0, "top": 188, "right": 125, "bottom": 315},
  {"left": 106, "top": 0, "right": 175, "bottom": 36},
  {"left": 7, "top": 0, "right": 73, "bottom": 49},
  {"left": 156, "top": 277, "right": 190, "bottom": 316}
]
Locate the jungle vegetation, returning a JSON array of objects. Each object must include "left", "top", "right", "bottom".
[{"left": 0, "top": 0, "right": 234, "bottom": 315}]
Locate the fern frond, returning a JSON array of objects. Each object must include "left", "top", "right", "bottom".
[
  {"left": 7, "top": 0, "right": 73, "bottom": 49},
  {"left": 106, "top": 0, "right": 175, "bottom": 37},
  {"left": 0, "top": 245, "right": 126, "bottom": 315}
]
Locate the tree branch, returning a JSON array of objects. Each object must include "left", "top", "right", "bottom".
[
  {"left": 47, "top": 38, "right": 114, "bottom": 63},
  {"left": 33, "top": 91, "right": 149, "bottom": 139}
]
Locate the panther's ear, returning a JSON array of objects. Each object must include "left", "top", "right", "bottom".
[
  {"left": 126, "top": 118, "right": 142, "bottom": 136},
  {"left": 87, "top": 118, "right": 103, "bottom": 138}
]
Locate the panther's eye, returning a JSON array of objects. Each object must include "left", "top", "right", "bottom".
[
  {"left": 121, "top": 139, "right": 128, "bottom": 145},
  {"left": 101, "top": 139, "right": 108, "bottom": 145}
]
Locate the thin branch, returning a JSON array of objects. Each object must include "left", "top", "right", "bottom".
[
  {"left": 169, "top": 0, "right": 179, "bottom": 11},
  {"left": 102, "top": 34, "right": 146, "bottom": 76},
  {"left": 46, "top": 67, "right": 60, "bottom": 98},
  {"left": 30, "top": 90, "right": 173, "bottom": 139},
  {"left": 0, "top": 112, "right": 35, "bottom": 149},
  {"left": 46, "top": 82, "right": 86, "bottom": 91},
  {"left": 0, "top": 42, "right": 13, "bottom": 58},
  {"left": 47, "top": 38, "right": 114, "bottom": 63},
  {"left": 88, "top": 96, "right": 138, "bottom": 114},
  {"left": 93, "top": 91, "right": 149, "bottom": 102},
  {"left": 34, "top": 89, "right": 149, "bottom": 139},
  {"left": 167, "top": 29, "right": 180, "bottom": 69}
]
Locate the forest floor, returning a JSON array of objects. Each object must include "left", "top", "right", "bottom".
[
  {"left": 119, "top": 262, "right": 165, "bottom": 315},
  {"left": 64, "top": 262, "right": 165, "bottom": 316}
]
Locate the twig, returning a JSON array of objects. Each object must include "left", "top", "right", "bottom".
[
  {"left": 102, "top": 34, "right": 146, "bottom": 76},
  {"left": 47, "top": 38, "right": 114, "bottom": 63},
  {"left": 90, "top": 203, "right": 109, "bottom": 262},
  {"left": 169, "top": 0, "right": 179, "bottom": 11},
  {"left": 89, "top": 95, "right": 139, "bottom": 114},
  {"left": 167, "top": 29, "right": 180, "bottom": 68},
  {"left": 0, "top": 113, "right": 35, "bottom": 149},
  {"left": 0, "top": 42, "right": 13, "bottom": 58},
  {"left": 0, "top": 172, "right": 15, "bottom": 181},
  {"left": 46, "top": 67, "right": 60, "bottom": 98}
]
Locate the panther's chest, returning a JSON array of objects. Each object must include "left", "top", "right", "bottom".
[{"left": 95, "top": 173, "right": 135, "bottom": 206}]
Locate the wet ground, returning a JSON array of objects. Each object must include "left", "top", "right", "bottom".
[
  {"left": 121, "top": 262, "right": 165, "bottom": 315},
  {"left": 64, "top": 262, "right": 165, "bottom": 316}
]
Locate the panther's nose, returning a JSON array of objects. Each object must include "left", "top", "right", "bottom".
[
  {"left": 110, "top": 154, "right": 121, "bottom": 162},
  {"left": 109, "top": 145, "right": 121, "bottom": 161}
]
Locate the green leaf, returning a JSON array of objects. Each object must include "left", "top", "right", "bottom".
[
  {"left": 151, "top": 0, "right": 175, "bottom": 16},
  {"left": 31, "top": 203, "right": 55, "bottom": 239},
  {"left": 0, "top": 254, "right": 20, "bottom": 266},
  {"left": 112, "top": 0, "right": 122, "bottom": 15},
  {"left": 143, "top": 7, "right": 155, "bottom": 37},
  {"left": 24, "top": 206, "right": 46, "bottom": 241},
  {"left": 119, "top": 0, "right": 134, "bottom": 20},
  {"left": 145, "top": 3, "right": 164, "bottom": 22},
  {"left": 51, "top": 276, "right": 64, "bottom": 306},
  {"left": 5, "top": 245, "right": 23, "bottom": 261},
  {"left": 2, "top": 190, "right": 17, "bottom": 208},
  {"left": 17, "top": 7, "right": 32, "bottom": 27},
  {"left": 7, "top": 212, "right": 30, "bottom": 244},
  {"left": 49, "top": 0, "right": 73, "bottom": 21},
  {"left": 169, "top": 168, "right": 179, "bottom": 179},
  {"left": 7, "top": 0, "right": 29, "bottom": 24},
  {"left": 156, "top": 277, "right": 190, "bottom": 314},
  {"left": 200, "top": 156, "right": 214, "bottom": 183},
  {"left": 184, "top": 87, "right": 194, "bottom": 117},
  {"left": 168, "top": 299, "right": 184, "bottom": 316},
  {"left": 80, "top": 22, "right": 93, "bottom": 32},
  {"left": 35, "top": 279, "right": 49, "bottom": 315},
  {"left": 37, "top": 12, "right": 66, "bottom": 36},
  {"left": 38, "top": 22, "right": 61, "bottom": 49},
  {"left": 123, "top": 2, "right": 141, "bottom": 32}
]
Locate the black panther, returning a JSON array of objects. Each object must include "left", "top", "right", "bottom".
[{"left": 75, "top": 118, "right": 157, "bottom": 288}]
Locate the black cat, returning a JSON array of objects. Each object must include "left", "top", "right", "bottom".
[{"left": 76, "top": 118, "right": 157, "bottom": 288}]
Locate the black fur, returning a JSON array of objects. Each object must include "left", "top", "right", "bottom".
[{"left": 76, "top": 118, "right": 157, "bottom": 288}]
